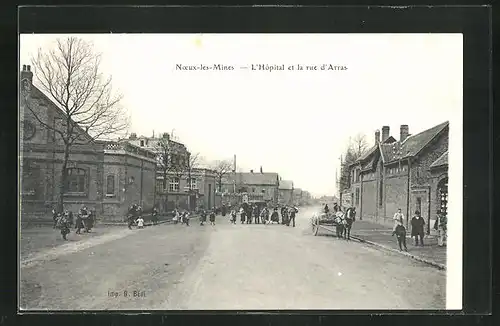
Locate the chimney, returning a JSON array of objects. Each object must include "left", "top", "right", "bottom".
[
  {"left": 129, "top": 133, "right": 137, "bottom": 140},
  {"left": 375, "top": 130, "right": 381, "bottom": 144},
  {"left": 400, "top": 125, "right": 409, "bottom": 142},
  {"left": 233, "top": 154, "right": 236, "bottom": 173},
  {"left": 21, "top": 64, "right": 33, "bottom": 83},
  {"left": 382, "top": 126, "right": 390, "bottom": 142},
  {"left": 260, "top": 166, "right": 263, "bottom": 173},
  {"left": 162, "top": 132, "right": 170, "bottom": 139}
]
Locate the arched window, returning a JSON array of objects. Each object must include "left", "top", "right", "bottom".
[
  {"left": 106, "top": 175, "right": 115, "bottom": 195},
  {"left": 65, "top": 168, "right": 87, "bottom": 194}
]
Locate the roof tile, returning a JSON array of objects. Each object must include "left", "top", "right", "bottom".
[{"left": 430, "top": 151, "right": 448, "bottom": 168}]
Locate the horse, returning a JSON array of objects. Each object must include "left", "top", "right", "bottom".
[{"left": 334, "top": 212, "right": 346, "bottom": 239}]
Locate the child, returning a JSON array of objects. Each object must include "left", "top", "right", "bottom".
[
  {"left": 200, "top": 210, "right": 207, "bottom": 226},
  {"left": 392, "top": 222, "right": 408, "bottom": 251},
  {"left": 56, "top": 213, "right": 71, "bottom": 240},
  {"left": 209, "top": 210, "right": 216, "bottom": 226},
  {"left": 230, "top": 210, "right": 237, "bottom": 224},
  {"left": 136, "top": 216, "right": 144, "bottom": 229}
]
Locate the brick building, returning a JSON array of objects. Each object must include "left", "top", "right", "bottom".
[
  {"left": 101, "top": 141, "right": 157, "bottom": 220},
  {"left": 348, "top": 122, "right": 449, "bottom": 232},
  {"left": 154, "top": 167, "right": 221, "bottom": 211},
  {"left": 222, "top": 169, "right": 280, "bottom": 206},
  {"left": 19, "top": 65, "right": 157, "bottom": 221}
]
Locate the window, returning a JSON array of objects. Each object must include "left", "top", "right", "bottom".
[
  {"left": 169, "top": 177, "right": 180, "bottom": 192},
  {"left": 355, "top": 188, "right": 360, "bottom": 205},
  {"left": 416, "top": 197, "right": 422, "bottom": 214},
  {"left": 140, "top": 140, "right": 144, "bottom": 147},
  {"left": 187, "top": 177, "right": 197, "bottom": 189},
  {"left": 252, "top": 188, "right": 255, "bottom": 192},
  {"left": 106, "top": 175, "right": 115, "bottom": 195},
  {"left": 261, "top": 189, "right": 265, "bottom": 193},
  {"left": 65, "top": 168, "right": 87, "bottom": 193}
]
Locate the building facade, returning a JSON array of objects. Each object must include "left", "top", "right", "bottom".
[
  {"left": 278, "top": 180, "right": 294, "bottom": 205},
  {"left": 293, "top": 188, "right": 302, "bottom": 206},
  {"left": 155, "top": 167, "right": 221, "bottom": 211},
  {"left": 20, "top": 65, "right": 157, "bottom": 221},
  {"left": 221, "top": 170, "right": 280, "bottom": 206},
  {"left": 348, "top": 122, "right": 449, "bottom": 232}
]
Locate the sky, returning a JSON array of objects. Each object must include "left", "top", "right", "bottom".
[{"left": 20, "top": 34, "right": 463, "bottom": 198}]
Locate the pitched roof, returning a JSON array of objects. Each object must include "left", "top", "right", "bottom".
[
  {"left": 362, "top": 121, "right": 449, "bottom": 165},
  {"left": 430, "top": 151, "right": 448, "bottom": 168},
  {"left": 398, "top": 121, "right": 448, "bottom": 159},
  {"left": 30, "top": 86, "right": 94, "bottom": 143},
  {"left": 224, "top": 172, "right": 279, "bottom": 186},
  {"left": 350, "top": 136, "right": 397, "bottom": 167},
  {"left": 279, "top": 180, "right": 294, "bottom": 190}
]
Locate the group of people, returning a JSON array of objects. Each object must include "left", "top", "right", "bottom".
[
  {"left": 392, "top": 208, "right": 448, "bottom": 251},
  {"left": 226, "top": 203, "right": 298, "bottom": 227},
  {"left": 53, "top": 205, "right": 96, "bottom": 240}
]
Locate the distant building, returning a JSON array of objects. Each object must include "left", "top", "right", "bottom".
[
  {"left": 278, "top": 180, "right": 294, "bottom": 205},
  {"left": 19, "top": 65, "right": 157, "bottom": 221},
  {"left": 154, "top": 167, "right": 220, "bottom": 211},
  {"left": 222, "top": 170, "right": 280, "bottom": 205},
  {"left": 293, "top": 188, "right": 302, "bottom": 205},
  {"left": 348, "top": 122, "right": 449, "bottom": 232},
  {"left": 129, "top": 133, "right": 223, "bottom": 211}
]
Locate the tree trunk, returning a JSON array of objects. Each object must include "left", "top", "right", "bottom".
[
  {"left": 163, "top": 170, "right": 169, "bottom": 213},
  {"left": 58, "top": 144, "right": 71, "bottom": 212}
]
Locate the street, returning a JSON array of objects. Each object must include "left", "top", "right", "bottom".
[{"left": 20, "top": 205, "right": 446, "bottom": 310}]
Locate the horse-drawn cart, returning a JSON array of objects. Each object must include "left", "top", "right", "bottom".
[{"left": 310, "top": 212, "right": 340, "bottom": 236}]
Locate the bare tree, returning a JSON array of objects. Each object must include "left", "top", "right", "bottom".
[
  {"left": 25, "top": 37, "right": 129, "bottom": 211},
  {"left": 338, "top": 133, "right": 368, "bottom": 193},
  {"left": 211, "top": 160, "right": 233, "bottom": 193},
  {"left": 349, "top": 133, "right": 369, "bottom": 160}
]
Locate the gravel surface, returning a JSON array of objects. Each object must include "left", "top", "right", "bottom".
[{"left": 20, "top": 207, "right": 445, "bottom": 310}]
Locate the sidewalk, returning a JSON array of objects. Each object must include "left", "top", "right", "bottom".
[
  {"left": 20, "top": 214, "right": 200, "bottom": 259},
  {"left": 351, "top": 219, "right": 447, "bottom": 270},
  {"left": 20, "top": 224, "right": 125, "bottom": 259}
]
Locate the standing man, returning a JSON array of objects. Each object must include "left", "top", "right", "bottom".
[
  {"left": 253, "top": 205, "right": 260, "bottom": 224},
  {"left": 288, "top": 206, "right": 297, "bottom": 227},
  {"left": 393, "top": 208, "right": 405, "bottom": 232},
  {"left": 324, "top": 204, "right": 330, "bottom": 214},
  {"left": 221, "top": 204, "right": 227, "bottom": 218},
  {"left": 411, "top": 210, "right": 426, "bottom": 246},
  {"left": 435, "top": 210, "right": 447, "bottom": 247}
]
